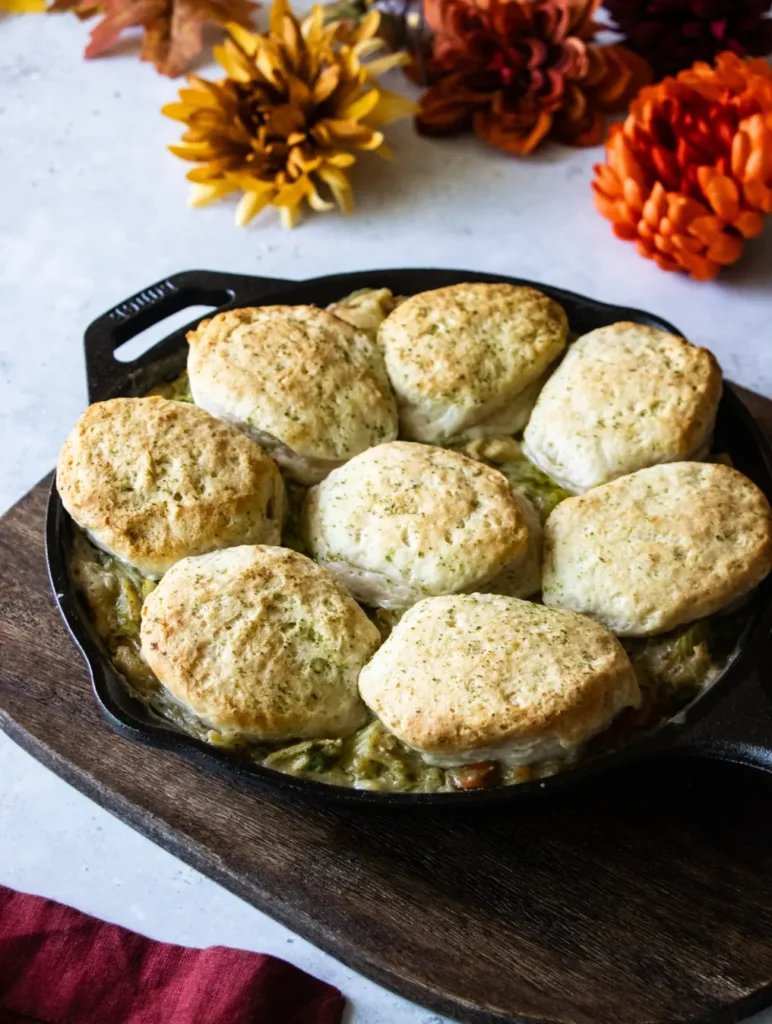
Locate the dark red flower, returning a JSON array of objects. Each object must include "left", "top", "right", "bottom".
[
  {"left": 604, "top": 0, "right": 772, "bottom": 81},
  {"left": 416, "top": 0, "right": 650, "bottom": 154}
]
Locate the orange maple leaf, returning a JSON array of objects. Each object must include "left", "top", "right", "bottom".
[{"left": 53, "top": 0, "right": 259, "bottom": 76}]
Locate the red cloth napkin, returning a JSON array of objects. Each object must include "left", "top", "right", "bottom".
[{"left": 0, "top": 884, "right": 345, "bottom": 1024}]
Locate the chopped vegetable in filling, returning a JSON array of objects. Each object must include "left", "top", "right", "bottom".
[{"left": 457, "top": 435, "right": 572, "bottom": 521}]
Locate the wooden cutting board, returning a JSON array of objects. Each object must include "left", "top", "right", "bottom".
[{"left": 2, "top": 386, "right": 772, "bottom": 1024}]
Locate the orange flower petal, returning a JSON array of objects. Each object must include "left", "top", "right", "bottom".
[
  {"left": 474, "top": 108, "right": 552, "bottom": 155},
  {"left": 618, "top": 202, "right": 640, "bottom": 227},
  {"left": 622, "top": 176, "right": 645, "bottom": 211},
  {"left": 653, "top": 253, "right": 681, "bottom": 273},
  {"left": 677, "top": 249, "right": 721, "bottom": 281},
  {"left": 744, "top": 146, "right": 772, "bottom": 185},
  {"left": 607, "top": 132, "right": 646, "bottom": 186},
  {"left": 666, "top": 193, "right": 710, "bottom": 228},
  {"left": 653, "top": 233, "right": 673, "bottom": 254},
  {"left": 613, "top": 222, "right": 639, "bottom": 241},
  {"left": 591, "top": 188, "right": 621, "bottom": 221},
  {"left": 734, "top": 209, "right": 765, "bottom": 237},
  {"left": 731, "top": 130, "right": 752, "bottom": 179},
  {"left": 670, "top": 234, "right": 705, "bottom": 255},
  {"left": 743, "top": 181, "right": 772, "bottom": 215},
  {"left": 686, "top": 214, "right": 726, "bottom": 244},
  {"left": 650, "top": 146, "right": 680, "bottom": 189},
  {"left": 593, "top": 165, "right": 623, "bottom": 199},
  {"left": 705, "top": 234, "right": 745, "bottom": 265},
  {"left": 642, "top": 180, "right": 667, "bottom": 227},
  {"left": 697, "top": 168, "right": 741, "bottom": 221}
]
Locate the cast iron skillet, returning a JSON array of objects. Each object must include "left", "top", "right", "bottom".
[{"left": 46, "top": 267, "right": 772, "bottom": 807}]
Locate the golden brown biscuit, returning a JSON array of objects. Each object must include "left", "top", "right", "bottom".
[
  {"left": 523, "top": 322, "right": 722, "bottom": 492},
  {"left": 57, "top": 397, "right": 284, "bottom": 578},
  {"left": 378, "top": 283, "right": 568, "bottom": 443},
  {"left": 542, "top": 462, "right": 772, "bottom": 635},
  {"left": 358, "top": 594, "right": 640, "bottom": 766},
  {"left": 303, "top": 441, "right": 533, "bottom": 609},
  {"left": 187, "top": 305, "right": 398, "bottom": 484},
  {"left": 140, "top": 545, "right": 379, "bottom": 741}
]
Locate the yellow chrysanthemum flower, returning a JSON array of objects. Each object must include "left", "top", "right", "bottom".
[
  {"left": 1, "top": 0, "right": 47, "bottom": 11},
  {"left": 163, "top": 0, "right": 415, "bottom": 227}
]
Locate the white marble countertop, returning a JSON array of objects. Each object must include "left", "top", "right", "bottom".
[{"left": 1, "top": 13, "right": 771, "bottom": 1024}]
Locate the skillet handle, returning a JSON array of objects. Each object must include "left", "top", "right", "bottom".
[
  {"left": 660, "top": 667, "right": 772, "bottom": 773},
  {"left": 84, "top": 270, "right": 292, "bottom": 403}
]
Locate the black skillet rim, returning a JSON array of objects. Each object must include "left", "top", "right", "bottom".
[{"left": 46, "top": 267, "right": 772, "bottom": 807}]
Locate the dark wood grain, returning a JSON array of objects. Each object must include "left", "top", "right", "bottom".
[{"left": 2, "top": 390, "right": 772, "bottom": 1024}]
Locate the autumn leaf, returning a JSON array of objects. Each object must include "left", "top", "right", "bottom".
[
  {"left": 48, "top": 0, "right": 105, "bottom": 20},
  {"left": 53, "top": 0, "right": 259, "bottom": 76}
]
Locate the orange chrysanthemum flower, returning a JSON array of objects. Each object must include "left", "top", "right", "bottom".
[
  {"left": 592, "top": 51, "right": 772, "bottom": 280},
  {"left": 416, "top": 0, "right": 650, "bottom": 155}
]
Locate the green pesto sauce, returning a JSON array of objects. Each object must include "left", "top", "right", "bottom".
[{"left": 68, "top": 298, "right": 749, "bottom": 793}]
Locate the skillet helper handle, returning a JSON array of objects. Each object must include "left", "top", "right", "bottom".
[
  {"left": 83, "top": 270, "right": 290, "bottom": 403},
  {"left": 663, "top": 666, "right": 772, "bottom": 773}
]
